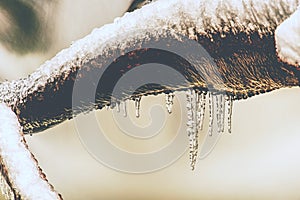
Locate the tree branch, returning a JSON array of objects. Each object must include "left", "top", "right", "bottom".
[{"left": 0, "top": 0, "right": 299, "bottom": 134}]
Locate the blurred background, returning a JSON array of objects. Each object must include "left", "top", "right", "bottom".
[{"left": 1, "top": 0, "right": 300, "bottom": 199}]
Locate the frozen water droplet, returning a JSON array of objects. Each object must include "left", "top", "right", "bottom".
[
  {"left": 116, "top": 102, "right": 120, "bottom": 113},
  {"left": 227, "top": 96, "right": 233, "bottom": 133},
  {"left": 165, "top": 93, "right": 174, "bottom": 114},
  {"left": 220, "top": 95, "right": 226, "bottom": 133},
  {"left": 134, "top": 96, "right": 141, "bottom": 118},
  {"left": 208, "top": 92, "right": 214, "bottom": 136},
  {"left": 186, "top": 89, "right": 199, "bottom": 170},
  {"left": 110, "top": 101, "right": 116, "bottom": 109},
  {"left": 123, "top": 101, "right": 127, "bottom": 117}
]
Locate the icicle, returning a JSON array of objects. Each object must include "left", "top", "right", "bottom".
[
  {"left": 227, "top": 96, "right": 233, "bottom": 133},
  {"left": 123, "top": 100, "right": 127, "bottom": 117},
  {"left": 208, "top": 92, "right": 214, "bottom": 136},
  {"left": 216, "top": 94, "right": 226, "bottom": 134},
  {"left": 116, "top": 101, "right": 120, "bottom": 113},
  {"left": 110, "top": 101, "right": 115, "bottom": 109},
  {"left": 196, "top": 92, "right": 201, "bottom": 130},
  {"left": 196, "top": 91, "right": 206, "bottom": 131},
  {"left": 186, "top": 89, "right": 198, "bottom": 170},
  {"left": 106, "top": 105, "right": 110, "bottom": 110},
  {"left": 220, "top": 95, "right": 226, "bottom": 133},
  {"left": 199, "top": 92, "right": 206, "bottom": 131},
  {"left": 165, "top": 93, "right": 174, "bottom": 114},
  {"left": 215, "top": 95, "right": 221, "bottom": 133},
  {"left": 134, "top": 96, "right": 141, "bottom": 118}
]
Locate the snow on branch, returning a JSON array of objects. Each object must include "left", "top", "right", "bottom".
[
  {"left": 0, "top": 103, "right": 62, "bottom": 199},
  {"left": 0, "top": 0, "right": 298, "bottom": 198},
  {"left": 0, "top": 0, "right": 296, "bottom": 134}
]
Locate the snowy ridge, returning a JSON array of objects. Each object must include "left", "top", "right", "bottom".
[
  {"left": 275, "top": 6, "right": 300, "bottom": 67},
  {"left": 0, "top": 103, "right": 61, "bottom": 199},
  {"left": 0, "top": 0, "right": 298, "bottom": 107}
]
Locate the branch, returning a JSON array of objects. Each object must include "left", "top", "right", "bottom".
[{"left": 0, "top": 0, "right": 299, "bottom": 134}]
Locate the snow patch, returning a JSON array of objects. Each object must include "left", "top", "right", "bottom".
[
  {"left": 275, "top": 7, "right": 300, "bottom": 67},
  {"left": 0, "top": 103, "right": 61, "bottom": 199}
]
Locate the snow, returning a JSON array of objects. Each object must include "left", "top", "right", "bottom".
[
  {"left": 275, "top": 6, "right": 300, "bottom": 67},
  {"left": 0, "top": 103, "right": 60, "bottom": 199}
]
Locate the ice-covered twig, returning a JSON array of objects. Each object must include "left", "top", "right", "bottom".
[
  {"left": 0, "top": 103, "right": 62, "bottom": 199},
  {"left": 0, "top": 0, "right": 299, "bottom": 134}
]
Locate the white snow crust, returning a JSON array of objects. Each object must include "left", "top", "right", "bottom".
[
  {"left": 275, "top": 6, "right": 300, "bottom": 66},
  {"left": 0, "top": 103, "right": 60, "bottom": 199}
]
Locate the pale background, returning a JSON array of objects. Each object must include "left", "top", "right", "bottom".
[{"left": 1, "top": 1, "right": 300, "bottom": 199}]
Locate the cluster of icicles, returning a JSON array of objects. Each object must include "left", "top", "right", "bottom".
[
  {"left": 185, "top": 89, "right": 233, "bottom": 170},
  {"left": 106, "top": 89, "right": 234, "bottom": 170}
]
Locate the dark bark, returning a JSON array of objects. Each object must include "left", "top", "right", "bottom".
[{"left": 14, "top": 31, "right": 300, "bottom": 134}]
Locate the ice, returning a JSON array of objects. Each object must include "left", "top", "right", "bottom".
[
  {"left": 123, "top": 100, "right": 127, "bottom": 117},
  {"left": 227, "top": 95, "right": 233, "bottom": 134},
  {"left": 196, "top": 91, "right": 206, "bottom": 131},
  {"left": 186, "top": 89, "right": 236, "bottom": 169},
  {"left": 220, "top": 95, "right": 226, "bottom": 133},
  {"left": 216, "top": 94, "right": 226, "bottom": 134},
  {"left": 134, "top": 97, "right": 141, "bottom": 118},
  {"left": 208, "top": 92, "right": 214, "bottom": 137},
  {"left": 116, "top": 101, "right": 120, "bottom": 113},
  {"left": 165, "top": 93, "right": 175, "bottom": 114},
  {"left": 215, "top": 95, "right": 221, "bottom": 133},
  {"left": 186, "top": 89, "right": 199, "bottom": 170}
]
